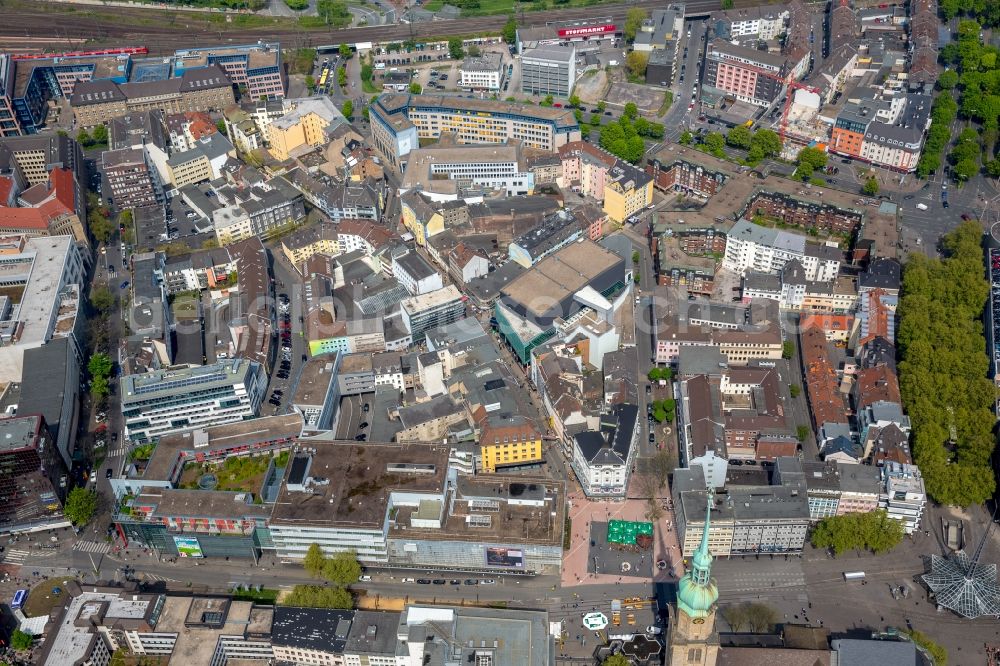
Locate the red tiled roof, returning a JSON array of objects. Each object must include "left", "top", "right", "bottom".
[
  {"left": 0, "top": 207, "right": 50, "bottom": 230},
  {"left": 801, "top": 327, "right": 848, "bottom": 426},
  {"left": 49, "top": 167, "right": 77, "bottom": 213},
  {"left": 186, "top": 112, "right": 218, "bottom": 141},
  {"left": 801, "top": 313, "right": 854, "bottom": 334},
  {"left": 856, "top": 365, "right": 900, "bottom": 409}
]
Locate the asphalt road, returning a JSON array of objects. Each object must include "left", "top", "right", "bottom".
[{"left": 663, "top": 17, "right": 709, "bottom": 141}]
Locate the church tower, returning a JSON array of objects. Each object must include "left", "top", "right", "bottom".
[{"left": 669, "top": 502, "right": 720, "bottom": 666}]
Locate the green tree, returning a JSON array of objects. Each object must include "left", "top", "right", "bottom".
[
  {"left": 726, "top": 124, "right": 753, "bottom": 149},
  {"left": 862, "top": 177, "right": 880, "bottom": 196},
  {"left": 215, "top": 119, "right": 228, "bottom": 136},
  {"left": 623, "top": 102, "right": 639, "bottom": 121},
  {"left": 953, "top": 157, "right": 980, "bottom": 180},
  {"left": 341, "top": 100, "right": 354, "bottom": 119},
  {"left": 285, "top": 0, "right": 309, "bottom": 9},
  {"left": 679, "top": 130, "right": 693, "bottom": 145},
  {"left": 502, "top": 16, "right": 518, "bottom": 44},
  {"left": 91, "top": 286, "right": 115, "bottom": 313},
  {"left": 540, "top": 95, "right": 554, "bottom": 107},
  {"left": 747, "top": 128, "right": 782, "bottom": 162},
  {"left": 796, "top": 425, "right": 810, "bottom": 441},
  {"left": 303, "top": 543, "right": 326, "bottom": 577},
  {"left": 91, "top": 124, "right": 108, "bottom": 146},
  {"left": 409, "top": 83, "right": 422, "bottom": 94},
  {"left": 322, "top": 550, "right": 363, "bottom": 585},
  {"left": 703, "top": 131, "right": 725, "bottom": 157},
  {"left": 340, "top": 43, "right": 353, "bottom": 59},
  {"left": 316, "top": 0, "right": 352, "bottom": 26},
  {"left": 937, "top": 69, "right": 959, "bottom": 90},
  {"left": 721, "top": 0, "right": 734, "bottom": 8},
  {"left": 89, "top": 211, "right": 114, "bottom": 244},
  {"left": 281, "top": 584, "right": 353, "bottom": 609},
  {"left": 795, "top": 146, "right": 828, "bottom": 179},
  {"left": 77, "top": 129, "right": 94, "bottom": 148},
  {"left": 789, "top": 384, "right": 801, "bottom": 398},
  {"left": 647, "top": 367, "right": 673, "bottom": 382},
  {"left": 89, "top": 352, "right": 112, "bottom": 380},
  {"left": 304, "top": 75, "right": 316, "bottom": 92},
  {"left": 88, "top": 352, "right": 113, "bottom": 399},
  {"left": 782, "top": 340, "right": 795, "bottom": 359},
  {"left": 626, "top": 51, "right": 649, "bottom": 78},
  {"left": 589, "top": 113, "right": 603, "bottom": 126},
  {"left": 602, "top": 655, "right": 631, "bottom": 666},
  {"left": 624, "top": 7, "right": 648, "bottom": 42},
  {"left": 337, "top": 67, "right": 347, "bottom": 88},
  {"left": 448, "top": 37, "right": 464, "bottom": 60},
  {"left": 597, "top": 101, "right": 607, "bottom": 113},
  {"left": 810, "top": 509, "right": 904, "bottom": 555},
  {"left": 10, "top": 630, "right": 33, "bottom": 651},
  {"left": 64, "top": 487, "right": 98, "bottom": 526},
  {"left": 569, "top": 94, "right": 581, "bottom": 109}
]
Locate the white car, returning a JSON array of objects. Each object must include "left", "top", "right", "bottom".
[{"left": 646, "top": 626, "right": 662, "bottom": 635}]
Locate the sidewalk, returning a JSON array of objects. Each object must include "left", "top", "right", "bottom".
[{"left": 560, "top": 489, "right": 684, "bottom": 588}]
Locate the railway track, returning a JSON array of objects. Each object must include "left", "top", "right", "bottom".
[{"left": 1, "top": 0, "right": 727, "bottom": 54}]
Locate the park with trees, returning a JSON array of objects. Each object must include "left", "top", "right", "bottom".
[
  {"left": 597, "top": 103, "right": 665, "bottom": 163},
  {"left": 934, "top": 20, "right": 1000, "bottom": 179},
  {"left": 897, "top": 221, "right": 996, "bottom": 505},
  {"left": 809, "top": 509, "right": 903, "bottom": 555}
]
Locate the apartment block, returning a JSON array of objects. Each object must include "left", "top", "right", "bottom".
[
  {"left": 723, "top": 219, "right": 842, "bottom": 282},
  {"left": 460, "top": 52, "right": 504, "bottom": 91},
  {"left": 401, "top": 285, "right": 466, "bottom": 342},
  {"left": 172, "top": 42, "right": 285, "bottom": 100},
  {"left": 70, "top": 65, "right": 235, "bottom": 127},
  {"left": 478, "top": 414, "right": 543, "bottom": 473},
  {"left": 266, "top": 97, "right": 346, "bottom": 161},
  {"left": 369, "top": 93, "right": 581, "bottom": 170},
  {"left": 102, "top": 147, "right": 160, "bottom": 209},
  {"left": 120, "top": 359, "right": 266, "bottom": 442},
  {"left": 655, "top": 299, "right": 784, "bottom": 365},
  {"left": 520, "top": 45, "right": 577, "bottom": 98}
]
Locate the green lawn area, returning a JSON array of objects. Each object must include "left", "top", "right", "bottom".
[
  {"left": 24, "top": 578, "right": 75, "bottom": 618},
  {"left": 431, "top": 0, "right": 619, "bottom": 17},
  {"left": 232, "top": 588, "right": 279, "bottom": 603},
  {"left": 179, "top": 451, "right": 290, "bottom": 493}
]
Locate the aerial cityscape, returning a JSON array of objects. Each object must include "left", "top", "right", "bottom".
[{"left": 0, "top": 0, "right": 998, "bottom": 664}]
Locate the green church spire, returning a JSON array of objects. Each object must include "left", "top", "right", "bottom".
[{"left": 677, "top": 499, "right": 719, "bottom": 619}]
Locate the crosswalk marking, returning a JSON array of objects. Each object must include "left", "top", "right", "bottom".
[
  {"left": 107, "top": 447, "right": 129, "bottom": 458},
  {"left": 1, "top": 549, "right": 30, "bottom": 564},
  {"left": 138, "top": 572, "right": 179, "bottom": 583},
  {"left": 74, "top": 541, "right": 112, "bottom": 554}
]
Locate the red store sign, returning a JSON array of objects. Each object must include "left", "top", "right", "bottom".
[{"left": 557, "top": 24, "right": 617, "bottom": 38}]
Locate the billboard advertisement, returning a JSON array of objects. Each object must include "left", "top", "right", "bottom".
[
  {"left": 485, "top": 547, "right": 525, "bottom": 568},
  {"left": 173, "top": 536, "right": 204, "bottom": 558},
  {"left": 557, "top": 24, "right": 616, "bottom": 38}
]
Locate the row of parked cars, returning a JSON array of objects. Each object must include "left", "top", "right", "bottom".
[{"left": 406, "top": 578, "right": 496, "bottom": 586}]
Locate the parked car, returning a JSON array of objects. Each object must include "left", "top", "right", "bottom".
[
  {"left": 417, "top": 579, "right": 431, "bottom": 584},
  {"left": 105, "top": 468, "right": 113, "bottom": 479}
]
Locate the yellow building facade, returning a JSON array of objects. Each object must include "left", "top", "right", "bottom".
[
  {"left": 478, "top": 418, "right": 543, "bottom": 473},
  {"left": 603, "top": 175, "right": 653, "bottom": 224},
  {"left": 401, "top": 200, "right": 444, "bottom": 247}
]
